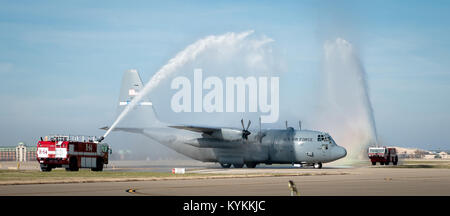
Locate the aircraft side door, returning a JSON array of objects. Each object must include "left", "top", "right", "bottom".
[
  {"left": 272, "top": 134, "right": 295, "bottom": 163},
  {"left": 267, "top": 133, "right": 276, "bottom": 163}
]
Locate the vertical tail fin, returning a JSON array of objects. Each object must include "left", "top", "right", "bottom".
[{"left": 116, "top": 69, "right": 162, "bottom": 128}]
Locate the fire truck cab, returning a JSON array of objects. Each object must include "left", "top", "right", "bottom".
[
  {"left": 37, "top": 135, "right": 111, "bottom": 172},
  {"left": 368, "top": 146, "right": 398, "bottom": 166}
]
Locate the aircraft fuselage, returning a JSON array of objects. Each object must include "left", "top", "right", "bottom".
[{"left": 141, "top": 127, "right": 347, "bottom": 167}]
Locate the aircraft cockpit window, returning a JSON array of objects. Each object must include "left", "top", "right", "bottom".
[
  {"left": 329, "top": 137, "right": 336, "bottom": 145},
  {"left": 318, "top": 134, "right": 330, "bottom": 142}
]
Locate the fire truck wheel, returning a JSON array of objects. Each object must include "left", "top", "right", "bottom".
[
  {"left": 40, "top": 164, "right": 52, "bottom": 172},
  {"left": 393, "top": 156, "right": 398, "bottom": 165},
  {"left": 92, "top": 158, "right": 104, "bottom": 171},
  {"left": 69, "top": 157, "right": 79, "bottom": 171}
]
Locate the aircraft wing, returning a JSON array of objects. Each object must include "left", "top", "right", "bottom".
[
  {"left": 100, "top": 124, "right": 247, "bottom": 142},
  {"left": 169, "top": 125, "right": 246, "bottom": 141},
  {"left": 169, "top": 125, "right": 221, "bottom": 136},
  {"left": 100, "top": 125, "right": 225, "bottom": 136}
]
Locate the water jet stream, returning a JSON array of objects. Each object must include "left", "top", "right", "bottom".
[{"left": 103, "top": 30, "right": 260, "bottom": 138}]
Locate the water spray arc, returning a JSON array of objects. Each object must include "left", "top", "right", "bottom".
[{"left": 103, "top": 30, "right": 260, "bottom": 139}]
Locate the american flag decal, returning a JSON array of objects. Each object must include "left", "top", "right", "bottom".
[{"left": 128, "top": 88, "right": 138, "bottom": 96}]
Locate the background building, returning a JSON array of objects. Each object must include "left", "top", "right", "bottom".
[
  {"left": 438, "top": 152, "right": 449, "bottom": 159},
  {"left": 0, "top": 142, "right": 36, "bottom": 161}
]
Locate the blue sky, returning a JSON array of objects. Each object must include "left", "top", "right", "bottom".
[{"left": 0, "top": 0, "right": 449, "bottom": 151}]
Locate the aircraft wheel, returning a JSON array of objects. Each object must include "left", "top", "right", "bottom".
[
  {"left": 314, "top": 163, "right": 322, "bottom": 169},
  {"left": 233, "top": 164, "right": 244, "bottom": 168},
  {"left": 372, "top": 162, "right": 376, "bottom": 165},
  {"left": 220, "top": 163, "right": 231, "bottom": 168},
  {"left": 245, "top": 162, "right": 257, "bottom": 168}
]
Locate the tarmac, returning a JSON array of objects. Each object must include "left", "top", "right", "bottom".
[{"left": 1, "top": 160, "right": 450, "bottom": 196}]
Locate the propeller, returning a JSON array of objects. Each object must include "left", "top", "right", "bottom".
[{"left": 241, "top": 119, "right": 251, "bottom": 140}]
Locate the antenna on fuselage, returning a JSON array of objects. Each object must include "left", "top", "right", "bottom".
[
  {"left": 259, "top": 116, "right": 262, "bottom": 135},
  {"left": 258, "top": 116, "right": 266, "bottom": 143}
]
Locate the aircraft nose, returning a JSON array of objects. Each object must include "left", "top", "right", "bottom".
[{"left": 338, "top": 147, "right": 347, "bottom": 159}]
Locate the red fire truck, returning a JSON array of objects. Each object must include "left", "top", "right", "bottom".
[
  {"left": 368, "top": 146, "right": 398, "bottom": 165},
  {"left": 36, "top": 135, "right": 111, "bottom": 172}
]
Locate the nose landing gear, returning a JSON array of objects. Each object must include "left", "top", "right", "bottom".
[{"left": 313, "top": 162, "right": 322, "bottom": 169}]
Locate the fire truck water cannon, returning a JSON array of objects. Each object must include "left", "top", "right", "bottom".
[
  {"left": 97, "top": 136, "right": 105, "bottom": 142},
  {"left": 37, "top": 135, "right": 111, "bottom": 172}
]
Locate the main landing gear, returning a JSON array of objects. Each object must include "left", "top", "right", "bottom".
[
  {"left": 294, "top": 162, "right": 323, "bottom": 169},
  {"left": 220, "top": 163, "right": 258, "bottom": 168}
]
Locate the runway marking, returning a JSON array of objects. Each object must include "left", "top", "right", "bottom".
[
  {"left": 125, "top": 188, "right": 156, "bottom": 196},
  {"left": 125, "top": 188, "right": 137, "bottom": 193}
]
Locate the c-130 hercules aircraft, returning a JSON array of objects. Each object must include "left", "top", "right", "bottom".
[{"left": 102, "top": 70, "right": 347, "bottom": 169}]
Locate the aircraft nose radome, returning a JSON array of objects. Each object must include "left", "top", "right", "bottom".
[
  {"left": 340, "top": 147, "right": 347, "bottom": 158},
  {"left": 336, "top": 146, "right": 347, "bottom": 158}
]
